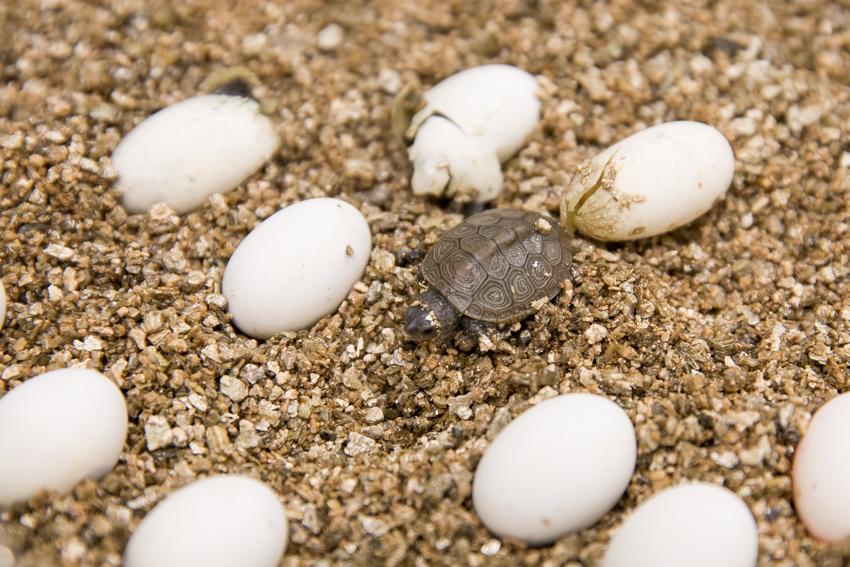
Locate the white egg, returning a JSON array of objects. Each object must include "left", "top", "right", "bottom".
[
  {"left": 124, "top": 475, "right": 287, "bottom": 567},
  {"left": 222, "top": 198, "right": 371, "bottom": 339},
  {"left": 472, "top": 393, "right": 636, "bottom": 545},
  {"left": 602, "top": 483, "right": 758, "bottom": 567},
  {"left": 112, "top": 94, "right": 279, "bottom": 214},
  {"left": 561, "top": 121, "right": 735, "bottom": 241},
  {"left": 0, "top": 368, "right": 127, "bottom": 506},
  {"left": 401, "top": 64, "right": 540, "bottom": 203},
  {"left": 0, "top": 278, "right": 5, "bottom": 330},
  {"left": 793, "top": 392, "right": 850, "bottom": 543}
]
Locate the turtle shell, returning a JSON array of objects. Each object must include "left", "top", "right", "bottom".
[{"left": 421, "top": 209, "right": 573, "bottom": 323}]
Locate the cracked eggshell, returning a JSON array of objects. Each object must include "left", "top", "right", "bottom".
[
  {"left": 222, "top": 198, "right": 371, "bottom": 339},
  {"left": 472, "top": 393, "right": 636, "bottom": 545},
  {"left": 414, "top": 64, "right": 540, "bottom": 161},
  {"left": 561, "top": 121, "right": 734, "bottom": 241},
  {"left": 793, "top": 392, "right": 850, "bottom": 543},
  {"left": 124, "top": 475, "right": 288, "bottom": 567},
  {"left": 602, "top": 483, "right": 758, "bottom": 567},
  {"left": 403, "top": 64, "right": 540, "bottom": 203},
  {"left": 0, "top": 368, "right": 128, "bottom": 506},
  {"left": 112, "top": 94, "right": 279, "bottom": 214}
]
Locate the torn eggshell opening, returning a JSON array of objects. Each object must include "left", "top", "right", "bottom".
[{"left": 408, "top": 116, "right": 503, "bottom": 203}]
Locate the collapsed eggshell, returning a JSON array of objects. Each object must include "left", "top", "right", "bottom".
[
  {"left": 793, "top": 392, "right": 850, "bottom": 542},
  {"left": 0, "top": 368, "right": 128, "bottom": 506},
  {"left": 602, "top": 483, "right": 758, "bottom": 567},
  {"left": 111, "top": 94, "right": 279, "bottom": 214},
  {"left": 561, "top": 120, "right": 735, "bottom": 241},
  {"left": 124, "top": 475, "right": 288, "bottom": 567},
  {"left": 472, "top": 393, "right": 636, "bottom": 545},
  {"left": 416, "top": 64, "right": 541, "bottom": 162},
  {"left": 401, "top": 64, "right": 540, "bottom": 202},
  {"left": 409, "top": 116, "right": 503, "bottom": 201},
  {"left": 222, "top": 198, "right": 372, "bottom": 339}
]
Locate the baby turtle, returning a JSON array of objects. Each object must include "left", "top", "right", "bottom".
[{"left": 404, "top": 209, "right": 573, "bottom": 341}]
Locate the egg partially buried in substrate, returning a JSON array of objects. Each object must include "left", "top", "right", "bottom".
[
  {"left": 111, "top": 73, "right": 279, "bottom": 214},
  {"left": 0, "top": 368, "right": 128, "bottom": 506},
  {"left": 602, "top": 483, "right": 758, "bottom": 567},
  {"left": 124, "top": 475, "right": 288, "bottom": 567},
  {"left": 222, "top": 198, "right": 372, "bottom": 339},
  {"left": 394, "top": 64, "right": 540, "bottom": 203},
  {"left": 560, "top": 121, "right": 735, "bottom": 241},
  {"left": 472, "top": 393, "right": 636, "bottom": 545},
  {"left": 793, "top": 392, "right": 850, "bottom": 543}
]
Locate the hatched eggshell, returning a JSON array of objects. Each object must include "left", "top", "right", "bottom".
[
  {"left": 602, "top": 483, "right": 758, "bottom": 567},
  {"left": 417, "top": 64, "right": 540, "bottom": 162},
  {"left": 404, "top": 64, "right": 540, "bottom": 203},
  {"left": 472, "top": 393, "right": 636, "bottom": 545},
  {"left": 409, "top": 115, "right": 503, "bottom": 201},
  {"left": 0, "top": 368, "right": 127, "bottom": 506},
  {"left": 561, "top": 121, "right": 734, "bottom": 241},
  {"left": 112, "top": 94, "right": 279, "bottom": 214},
  {"left": 222, "top": 198, "right": 371, "bottom": 339},
  {"left": 124, "top": 475, "right": 287, "bottom": 567},
  {"left": 793, "top": 392, "right": 850, "bottom": 542}
]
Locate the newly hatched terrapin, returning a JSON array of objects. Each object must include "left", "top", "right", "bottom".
[{"left": 405, "top": 209, "right": 573, "bottom": 341}]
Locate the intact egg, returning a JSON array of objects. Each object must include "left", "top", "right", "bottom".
[
  {"left": 111, "top": 75, "right": 279, "bottom": 214},
  {"left": 222, "top": 198, "right": 372, "bottom": 339},
  {"left": 394, "top": 64, "right": 540, "bottom": 203},
  {"left": 124, "top": 475, "right": 288, "bottom": 567},
  {"left": 560, "top": 121, "right": 734, "bottom": 241},
  {"left": 472, "top": 393, "right": 636, "bottom": 545},
  {"left": 793, "top": 392, "right": 850, "bottom": 543},
  {"left": 0, "top": 368, "right": 128, "bottom": 506},
  {"left": 602, "top": 483, "right": 758, "bottom": 567}
]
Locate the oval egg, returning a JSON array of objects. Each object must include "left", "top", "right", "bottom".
[
  {"left": 602, "top": 483, "right": 758, "bottom": 567},
  {"left": 112, "top": 94, "right": 279, "bottom": 214},
  {"left": 0, "top": 368, "right": 128, "bottom": 506},
  {"left": 222, "top": 197, "right": 372, "bottom": 339},
  {"left": 793, "top": 392, "right": 850, "bottom": 543},
  {"left": 472, "top": 393, "right": 636, "bottom": 545},
  {"left": 560, "top": 121, "right": 734, "bottom": 241},
  {"left": 124, "top": 475, "right": 288, "bottom": 567}
]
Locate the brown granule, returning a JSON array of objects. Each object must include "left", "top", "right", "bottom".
[{"left": 1, "top": 1, "right": 849, "bottom": 566}]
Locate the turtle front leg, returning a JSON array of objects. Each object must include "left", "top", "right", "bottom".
[{"left": 457, "top": 317, "right": 497, "bottom": 352}]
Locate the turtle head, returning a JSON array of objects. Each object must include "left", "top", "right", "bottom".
[
  {"left": 404, "top": 289, "right": 459, "bottom": 342},
  {"left": 404, "top": 305, "right": 440, "bottom": 340}
]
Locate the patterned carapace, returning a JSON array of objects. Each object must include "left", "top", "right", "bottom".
[{"left": 421, "top": 209, "right": 573, "bottom": 323}]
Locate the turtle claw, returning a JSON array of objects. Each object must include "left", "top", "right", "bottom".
[{"left": 457, "top": 318, "right": 496, "bottom": 352}]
